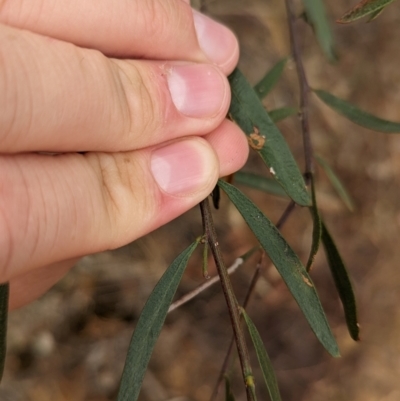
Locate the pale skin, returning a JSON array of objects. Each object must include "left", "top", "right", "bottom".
[{"left": 0, "top": 0, "right": 249, "bottom": 309}]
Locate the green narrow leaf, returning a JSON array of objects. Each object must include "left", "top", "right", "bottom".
[
  {"left": 117, "top": 240, "right": 199, "bottom": 401},
  {"left": 229, "top": 68, "right": 311, "bottom": 207},
  {"left": 241, "top": 309, "right": 282, "bottom": 401},
  {"left": 219, "top": 180, "right": 339, "bottom": 357},
  {"left": 268, "top": 107, "right": 298, "bottom": 123},
  {"left": 306, "top": 176, "right": 322, "bottom": 272},
  {"left": 337, "top": 0, "right": 397, "bottom": 23},
  {"left": 0, "top": 283, "right": 9, "bottom": 382},
  {"left": 321, "top": 222, "right": 360, "bottom": 341},
  {"left": 233, "top": 171, "right": 289, "bottom": 198},
  {"left": 314, "top": 89, "right": 400, "bottom": 133},
  {"left": 225, "top": 376, "right": 236, "bottom": 401},
  {"left": 367, "top": 6, "right": 386, "bottom": 21},
  {"left": 315, "top": 155, "right": 355, "bottom": 211},
  {"left": 254, "top": 58, "right": 288, "bottom": 99},
  {"left": 302, "top": 0, "right": 336, "bottom": 61}
]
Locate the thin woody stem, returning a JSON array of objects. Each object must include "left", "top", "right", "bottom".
[
  {"left": 209, "top": 261, "right": 262, "bottom": 401},
  {"left": 200, "top": 198, "right": 256, "bottom": 401},
  {"left": 209, "top": 200, "right": 296, "bottom": 401},
  {"left": 285, "top": 0, "right": 314, "bottom": 181},
  {"left": 167, "top": 257, "right": 244, "bottom": 313}
]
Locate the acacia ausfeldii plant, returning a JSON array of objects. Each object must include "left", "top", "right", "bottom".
[{"left": 2, "top": 0, "right": 400, "bottom": 399}]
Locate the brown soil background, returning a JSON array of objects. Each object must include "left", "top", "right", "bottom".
[{"left": 2, "top": 0, "right": 400, "bottom": 400}]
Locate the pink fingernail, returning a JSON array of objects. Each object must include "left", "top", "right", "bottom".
[
  {"left": 167, "top": 64, "right": 227, "bottom": 118},
  {"left": 151, "top": 140, "right": 208, "bottom": 195},
  {"left": 192, "top": 10, "right": 238, "bottom": 67}
]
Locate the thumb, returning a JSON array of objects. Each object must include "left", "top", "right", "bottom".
[{"left": 1, "top": 137, "right": 219, "bottom": 282}]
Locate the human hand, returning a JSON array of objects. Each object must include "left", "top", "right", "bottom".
[{"left": 0, "top": 0, "right": 249, "bottom": 309}]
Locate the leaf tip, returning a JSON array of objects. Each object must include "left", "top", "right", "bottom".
[
  {"left": 336, "top": 17, "right": 350, "bottom": 24},
  {"left": 328, "top": 341, "right": 341, "bottom": 358},
  {"left": 351, "top": 323, "right": 361, "bottom": 342}
]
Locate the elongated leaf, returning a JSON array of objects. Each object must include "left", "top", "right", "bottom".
[
  {"left": 0, "top": 283, "right": 9, "bottom": 382},
  {"left": 117, "top": 240, "right": 199, "bottom": 401},
  {"left": 314, "top": 89, "right": 400, "bottom": 133},
  {"left": 229, "top": 69, "right": 311, "bottom": 206},
  {"left": 254, "top": 58, "right": 288, "bottom": 99},
  {"left": 225, "top": 376, "right": 236, "bottom": 401},
  {"left": 219, "top": 180, "right": 339, "bottom": 357},
  {"left": 234, "top": 171, "right": 289, "bottom": 198},
  {"left": 337, "top": 0, "right": 397, "bottom": 23},
  {"left": 242, "top": 309, "right": 282, "bottom": 401},
  {"left": 302, "top": 0, "right": 336, "bottom": 61},
  {"left": 321, "top": 222, "right": 360, "bottom": 341},
  {"left": 367, "top": 6, "right": 385, "bottom": 21},
  {"left": 316, "top": 155, "right": 355, "bottom": 211},
  {"left": 268, "top": 107, "right": 298, "bottom": 123},
  {"left": 306, "top": 176, "right": 322, "bottom": 272}
]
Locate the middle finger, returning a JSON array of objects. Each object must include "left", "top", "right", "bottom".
[{"left": 0, "top": 24, "right": 230, "bottom": 153}]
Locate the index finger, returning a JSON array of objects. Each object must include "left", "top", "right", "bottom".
[{"left": 0, "top": 0, "right": 239, "bottom": 74}]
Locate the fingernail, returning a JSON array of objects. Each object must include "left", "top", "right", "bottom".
[
  {"left": 151, "top": 140, "right": 213, "bottom": 195},
  {"left": 167, "top": 64, "right": 227, "bottom": 118},
  {"left": 192, "top": 10, "right": 238, "bottom": 66}
]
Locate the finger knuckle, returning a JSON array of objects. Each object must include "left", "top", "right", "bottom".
[
  {"left": 0, "top": 159, "right": 34, "bottom": 280},
  {"left": 111, "top": 60, "right": 163, "bottom": 146},
  {"left": 0, "top": 28, "right": 35, "bottom": 150},
  {"left": 142, "top": 0, "right": 173, "bottom": 40},
  {"left": 90, "top": 153, "right": 158, "bottom": 247}
]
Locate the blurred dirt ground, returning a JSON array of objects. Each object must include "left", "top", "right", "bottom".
[{"left": 2, "top": 0, "right": 400, "bottom": 400}]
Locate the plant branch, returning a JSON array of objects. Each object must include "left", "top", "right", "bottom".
[
  {"left": 276, "top": 200, "right": 296, "bottom": 229},
  {"left": 200, "top": 198, "right": 256, "bottom": 401},
  {"left": 168, "top": 257, "right": 244, "bottom": 313},
  {"left": 209, "top": 199, "right": 296, "bottom": 401},
  {"left": 285, "top": 0, "right": 314, "bottom": 180},
  {"left": 209, "top": 260, "right": 262, "bottom": 401}
]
